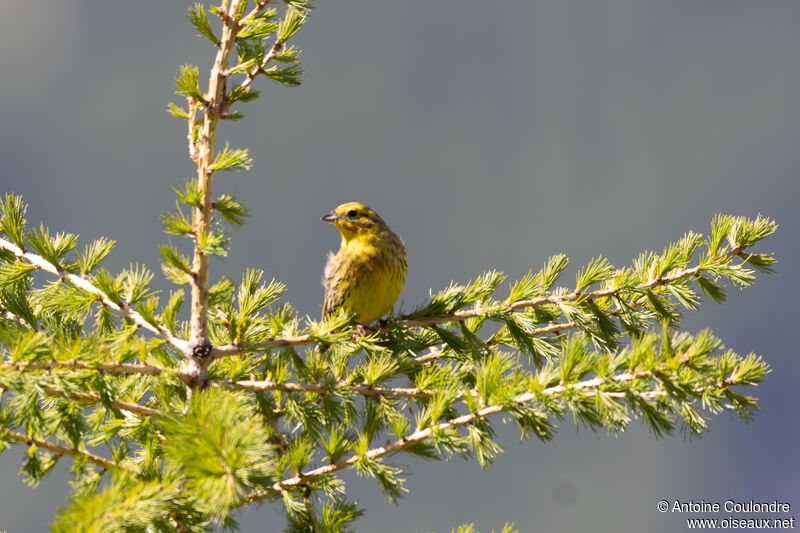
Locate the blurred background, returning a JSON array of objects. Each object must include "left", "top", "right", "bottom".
[{"left": 1, "top": 1, "right": 798, "bottom": 531}]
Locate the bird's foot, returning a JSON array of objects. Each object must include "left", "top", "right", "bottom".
[{"left": 353, "top": 323, "right": 375, "bottom": 337}]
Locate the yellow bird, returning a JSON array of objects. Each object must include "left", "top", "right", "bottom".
[{"left": 321, "top": 202, "right": 407, "bottom": 324}]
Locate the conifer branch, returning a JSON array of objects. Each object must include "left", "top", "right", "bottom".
[
  {"left": 171, "top": 512, "right": 192, "bottom": 533},
  {"left": 6, "top": 431, "right": 117, "bottom": 470},
  {"left": 411, "top": 319, "right": 580, "bottom": 366},
  {"left": 206, "top": 235, "right": 758, "bottom": 363},
  {"left": 210, "top": 334, "right": 314, "bottom": 359},
  {"left": 0, "top": 370, "right": 163, "bottom": 417},
  {"left": 304, "top": 488, "right": 321, "bottom": 533},
  {"left": 266, "top": 414, "right": 322, "bottom": 531},
  {"left": 237, "top": 371, "right": 643, "bottom": 502},
  {"left": 411, "top": 345, "right": 447, "bottom": 365},
  {"left": 0, "top": 305, "right": 41, "bottom": 332},
  {"left": 189, "top": 0, "right": 244, "bottom": 346},
  {"left": 261, "top": 366, "right": 744, "bottom": 496},
  {"left": 0, "top": 359, "right": 165, "bottom": 377},
  {"left": 0, "top": 237, "right": 188, "bottom": 352},
  {"left": 402, "top": 242, "right": 750, "bottom": 329},
  {"left": 4, "top": 359, "right": 435, "bottom": 400},
  {"left": 238, "top": 1, "right": 271, "bottom": 29},
  {"left": 211, "top": 320, "right": 578, "bottom": 361},
  {"left": 214, "top": 379, "right": 434, "bottom": 398},
  {"left": 39, "top": 385, "right": 163, "bottom": 418},
  {"left": 236, "top": 39, "right": 283, "bottom": 91}
]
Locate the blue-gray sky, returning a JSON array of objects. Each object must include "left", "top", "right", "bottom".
[{"left": 1, "top": 1, "right": 798, "bottom": 531}]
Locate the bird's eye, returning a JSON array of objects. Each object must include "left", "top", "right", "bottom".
[{"left": 347, "top": 209, "right": 358, "bottom": 218}]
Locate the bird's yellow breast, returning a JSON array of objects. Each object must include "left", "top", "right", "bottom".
[{"left": 324, "top": 234, "right": 406, "bottom": 324}]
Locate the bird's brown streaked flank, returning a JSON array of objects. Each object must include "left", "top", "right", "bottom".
[{"left": 321, "top": 202, "right": 407, "bottom": 324}]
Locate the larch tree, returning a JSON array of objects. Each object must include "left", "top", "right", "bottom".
[{"left": 0, "top": 2, "right": 777, "bottom": 532}]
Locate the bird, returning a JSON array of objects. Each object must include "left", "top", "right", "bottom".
[{"left": 321, "top": 202, "right": 407, "bottom": 325}]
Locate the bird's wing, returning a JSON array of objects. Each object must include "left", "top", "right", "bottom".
[{"left": 322, "top": 251, "right": 345, "bottom": 317}]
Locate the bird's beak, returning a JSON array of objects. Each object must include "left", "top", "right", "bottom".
[{"left": 321, "top": 210, "right": 339, "bottom": 222}]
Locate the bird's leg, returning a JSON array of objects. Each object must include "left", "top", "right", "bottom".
[{"left": 353, "top": 323, "right": 375, "bottom": 337}]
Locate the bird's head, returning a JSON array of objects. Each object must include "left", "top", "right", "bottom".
[{"left": 321, "top": 202, "right": 388, "bottom": 242}]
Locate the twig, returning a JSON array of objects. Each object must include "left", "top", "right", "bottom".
[
  {"left": 171, "top": 512, "right": 191, "bottom": 533},
  {"left": 3, "top": 358, "right": 434, "bottom": 401},
  {"left": 234, "top": 370, "right": 653, "bottom": 504},
  {"left": 210, "top": 317, "right": 576, "bottom": 360},
  {"left": 0, "top": 304, "right": 41, "bottom": 331},
  {"left": 210, "top": 318, "right": 579, "bottom": 361},
  {"left": 411, "top": 320, "right": 580, "bottom": 366},
  {"left": 276, "top": 370, "right": 653, "bottom": 486},
  {"left": 238, "top": 1, "right": 271, "bottom": 29},
  {"left": 213, "top": 379, "right": 434, "bottom": 399},
  {"left": 211, "top": 244, "right": 751, "bottom": 360},
  {"left": 1, "top": 359, "right": 183, "bottom": 418},
  {"left": 40, "top": 386, "right": 163, "bottom": 418},
  {"left": 269, "top": 371, "right": 648, "bottom": 489},
  {"left": 7, "top": 431, "right": 118, "bottom": 470},
  {"left": 401, "top": 248, "right": 745, "bottom": 329},
  {"left": 1, "top": 359, "right": 165, "bottom": 376},
  {"left": 266, "top": 415, "right": 321, "bottom": 531},
  {"left": 235, "top": 40, "right": 282, "bottom": 92},
  {"left": 186, "top": 98, "right": 199, "bottom": 163},
  {"left": 0, "top": 237, "right": 189, "bottom": 352},
  {"left": 303, "top": 488, "right": 321, "bottom": 533},
  {"left": 189, "top": 0, "right": 244, "bottom": 346},
  {"left": 210, "top": 334, "right": 314, "bottom": 359}
]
